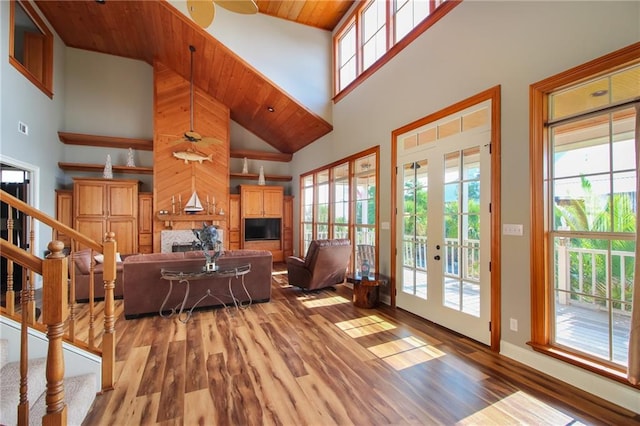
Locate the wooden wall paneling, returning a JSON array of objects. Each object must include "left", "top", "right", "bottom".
[{"left": 153, "top": 61, "right": 230, "bottom": 253}]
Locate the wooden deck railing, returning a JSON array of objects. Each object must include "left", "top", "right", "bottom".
[{"left": 0, "top": 189, "right": 118, "bottom": 425}]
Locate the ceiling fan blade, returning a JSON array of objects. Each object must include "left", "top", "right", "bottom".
[
  {"left": 187, "top": 0, "right": 215, "bottom": 28},
  {"left": 199, "top": 136, "right": 224, "bottom": 146},
  {"left": 214, "top": 0, "right": 258, "bottom": 15}
]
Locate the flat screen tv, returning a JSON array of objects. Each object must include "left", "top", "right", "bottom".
[{"left": 244, "top": 218, "right": 281, "bottom": 241}]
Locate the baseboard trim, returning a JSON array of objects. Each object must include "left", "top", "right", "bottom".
[{"left": 500, "top": 340, "right": 639, "bottom": 414}]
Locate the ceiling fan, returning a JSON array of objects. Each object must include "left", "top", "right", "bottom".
[
  {"left": 186, "top": 0, "right": 258, "bottom": 28},
  {"left": 171, "top": 44, "right": 222, "bottom": 147}
]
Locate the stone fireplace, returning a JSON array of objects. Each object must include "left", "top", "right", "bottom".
[{"left": 160, "top": 229, "right": 224, "bottom": 253}]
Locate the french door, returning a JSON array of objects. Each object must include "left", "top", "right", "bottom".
[{"left": 395, "top": 107, "right": 492, "bottom": 345}]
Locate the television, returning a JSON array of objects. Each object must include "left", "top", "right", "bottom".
[{"left": 244, "top": 218, "right": 281, "bottom": 241}]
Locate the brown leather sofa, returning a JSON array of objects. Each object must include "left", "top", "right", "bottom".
[
  {"left": 72, "top": 249, "right": 124, "bottom": 302},
  {"left": 286, "top": 239, "right": 352, "bottom": 290},
  {"left": 122, "top": 249, "right": 272, "bottom": 319}
]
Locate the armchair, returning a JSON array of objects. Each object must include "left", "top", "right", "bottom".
[{"left": 286, "top": 239, "right": 352, "bottom": 290}]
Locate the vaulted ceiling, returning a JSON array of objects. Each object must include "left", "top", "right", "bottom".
[{"left": 34, "top": 0, "right": 354, "bottom": 154}]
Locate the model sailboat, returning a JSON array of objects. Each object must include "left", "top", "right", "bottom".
[{"left": 184, "top": 191, "right": 204, "bottom": 213}]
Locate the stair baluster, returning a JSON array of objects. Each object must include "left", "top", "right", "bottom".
[
  {"left": 88, "top": 250, "right": 96, "bottom": 348},
  {"left": 18, "top": 280, "right": 29, "bottom": 425},
  {"left": 6, "top": 205, "right": 15, "bottom": 315},
  {"left": 101, "top": 233, "right": 117, "bottom": 390},
  {"left": 42, "top": 241, "right": 69, "bottom": 425}
]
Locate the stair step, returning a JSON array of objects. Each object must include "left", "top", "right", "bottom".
[
  {"left": 0, "top": 339, "right": 96, "bottom": 426},
  {"left": 0, "top": 339, "right": 7, "bottom": 370},
  {"left": 0, "top": 357, "right": 47, "bottom": 426},
  {"left": 30, "top": 373, "right": 96, "bottom": 426}
]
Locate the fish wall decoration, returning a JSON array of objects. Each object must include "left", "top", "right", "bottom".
[{"left": 172, "top": 148, "right": 213, "bottom": 164}]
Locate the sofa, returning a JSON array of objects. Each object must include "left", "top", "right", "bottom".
[
  {"left": 72, "top": 249, "right": 124, "bottom": 302},
  {"left": 122, "top": 249, "right": 272, "bottom": 319},
  {"left": 286, "top": 239, "right": 352, "bottom": 290}
]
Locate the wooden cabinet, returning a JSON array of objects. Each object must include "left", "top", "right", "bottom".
[
  {"left": 283, "top": 195, "right": 293, "bottom": 258},
  {"left": 229, "top": 194, "right": 241, "bottom": 250},
  {"left": 73, "top": 178, "right": 139, "bottom": 254},
  {"left": 54, "top": 189, "right": 73, "bottom": 248},
  {"left": 138, "top": 192, "right": 153, "bottom": 253},
  {"left": 237, "top": 185, "right": 285, "bottom": 262},
  {"left": 240, "top": 185, "right": 283, "bottom": 218}
]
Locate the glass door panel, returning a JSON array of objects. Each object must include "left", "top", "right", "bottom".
[{"left": 396, "top": 119, "right": 491, "bottom": 345}]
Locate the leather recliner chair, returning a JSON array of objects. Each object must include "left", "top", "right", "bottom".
[{"left": 286, "top": 239, "right": 352, "bottom": 290}]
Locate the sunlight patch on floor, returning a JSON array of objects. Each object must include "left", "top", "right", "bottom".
[
  {"left": 455, "top": 391, "right": 583, "bottom": 425},
  {"left": 335, "top": 315, "right": 397, "bottom": 338},
  {"left": 335, "top": 315, "right": 388, "bottom": 330},
  {"left": 367, "top": 336, "right": 445, "bottom": 370},
  {"left": 300, "top": 295, "right": 351, "bottom": 308}
]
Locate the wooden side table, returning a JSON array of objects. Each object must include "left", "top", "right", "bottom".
[{"left": 347, "top": 273, "right": 387, "bottom": 308}]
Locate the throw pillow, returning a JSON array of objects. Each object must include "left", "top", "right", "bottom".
[{"left": 94, "top": 253, "right": 122, "bottom": 264}]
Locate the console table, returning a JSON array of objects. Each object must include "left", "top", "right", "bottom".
[{"left": 160, "top": 264, "right": 251, "bottom": 323}]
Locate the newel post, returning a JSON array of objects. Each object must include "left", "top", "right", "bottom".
[
  {"left": 102, "top": 232, "right": 117, "bottom": 391},
  {"left": 42, "top": 241, "right": 68, "bottom": 426}
]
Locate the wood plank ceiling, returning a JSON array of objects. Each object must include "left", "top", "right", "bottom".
[{"left": 34, "top": 0, "right": 354, "bottom": 154}]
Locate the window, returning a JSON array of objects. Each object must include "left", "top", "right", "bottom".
[
  {"left": 394, "top": 0, "right": 429, "bottom": 42},
  {"left": 9, "top": 0, "right": 54, "bottom": 98},
  {"left": 362, "top": 0, "right": 387, "bottom": 70},
  {"left": 301, "top": 175, "right": 315, "bottom": 255},
  {"left": 530, "top": 44, "right": 639, "bottom": 384},
  {"left": 334, "top": 0, "right": 459, "bottom": 100},
  {"left": 337, "top": 22, "right": 357, "bottom": 91},
  {"left": 332, "top": 163, "right": 350, "bottom": 239},
  {"left": 300, "top": 148, "right": 379, "bottom": 274}
]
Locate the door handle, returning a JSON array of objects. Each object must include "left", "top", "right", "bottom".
[{"left": 434, "top": 255, "right": 441, "bottom": 260}]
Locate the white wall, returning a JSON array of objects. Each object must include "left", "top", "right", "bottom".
[
  {"left": 229, "top": 120, "right": 293, "bottom": 194},
  {"left": 291, "top": 0, "right": 640, "bottom": 411},
  {"left": 0, "top": 0, "right": 66, "bottom": 257},
  {"left": 61, "top": 48, "right": 154, "bottom": 190},
  {"left": 64, "top": 48, "right": 153, "bottom": 138},
  {"left": 168, "top": 0, "right": 333, "bottom": 122}
]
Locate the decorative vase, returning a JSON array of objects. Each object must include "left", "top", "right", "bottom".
[
  {"left": 126, "top": 147, "right": 136, "bottom": 167},
  {"left": 242, "top": 157, "right": 249, "bottom": 174},
  {"left": 103, "top": 154, "right": 113, "bottom": 179},
  {"left": 360, "top": 259, "right": 370, "bottom": 278},
  {"left": 258, "top": 166, "right": 266, "bottom": 185}
]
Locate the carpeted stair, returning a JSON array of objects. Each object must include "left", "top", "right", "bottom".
[{"left": 0, "top": 339, "right": 96, "bottom": 425}]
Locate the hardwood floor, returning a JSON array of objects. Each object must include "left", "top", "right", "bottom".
[{"left": 81, "top": 266, "right": 638, "bottom": 425}]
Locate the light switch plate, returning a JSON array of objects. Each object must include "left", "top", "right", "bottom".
[{"left": 503, "top": 224, "right": 523, "bottom": 236}]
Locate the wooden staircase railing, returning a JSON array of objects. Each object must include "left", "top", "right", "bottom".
[{"left": 0, "top": 189, "right": 118, "bottom": 425}]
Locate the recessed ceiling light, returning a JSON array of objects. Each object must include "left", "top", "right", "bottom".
[
  {"left": 267, "top": 106, "right": 275, "bottom": 112},
  {"left": 591, "top": 89, "right": 608, "bottom": 97}
]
